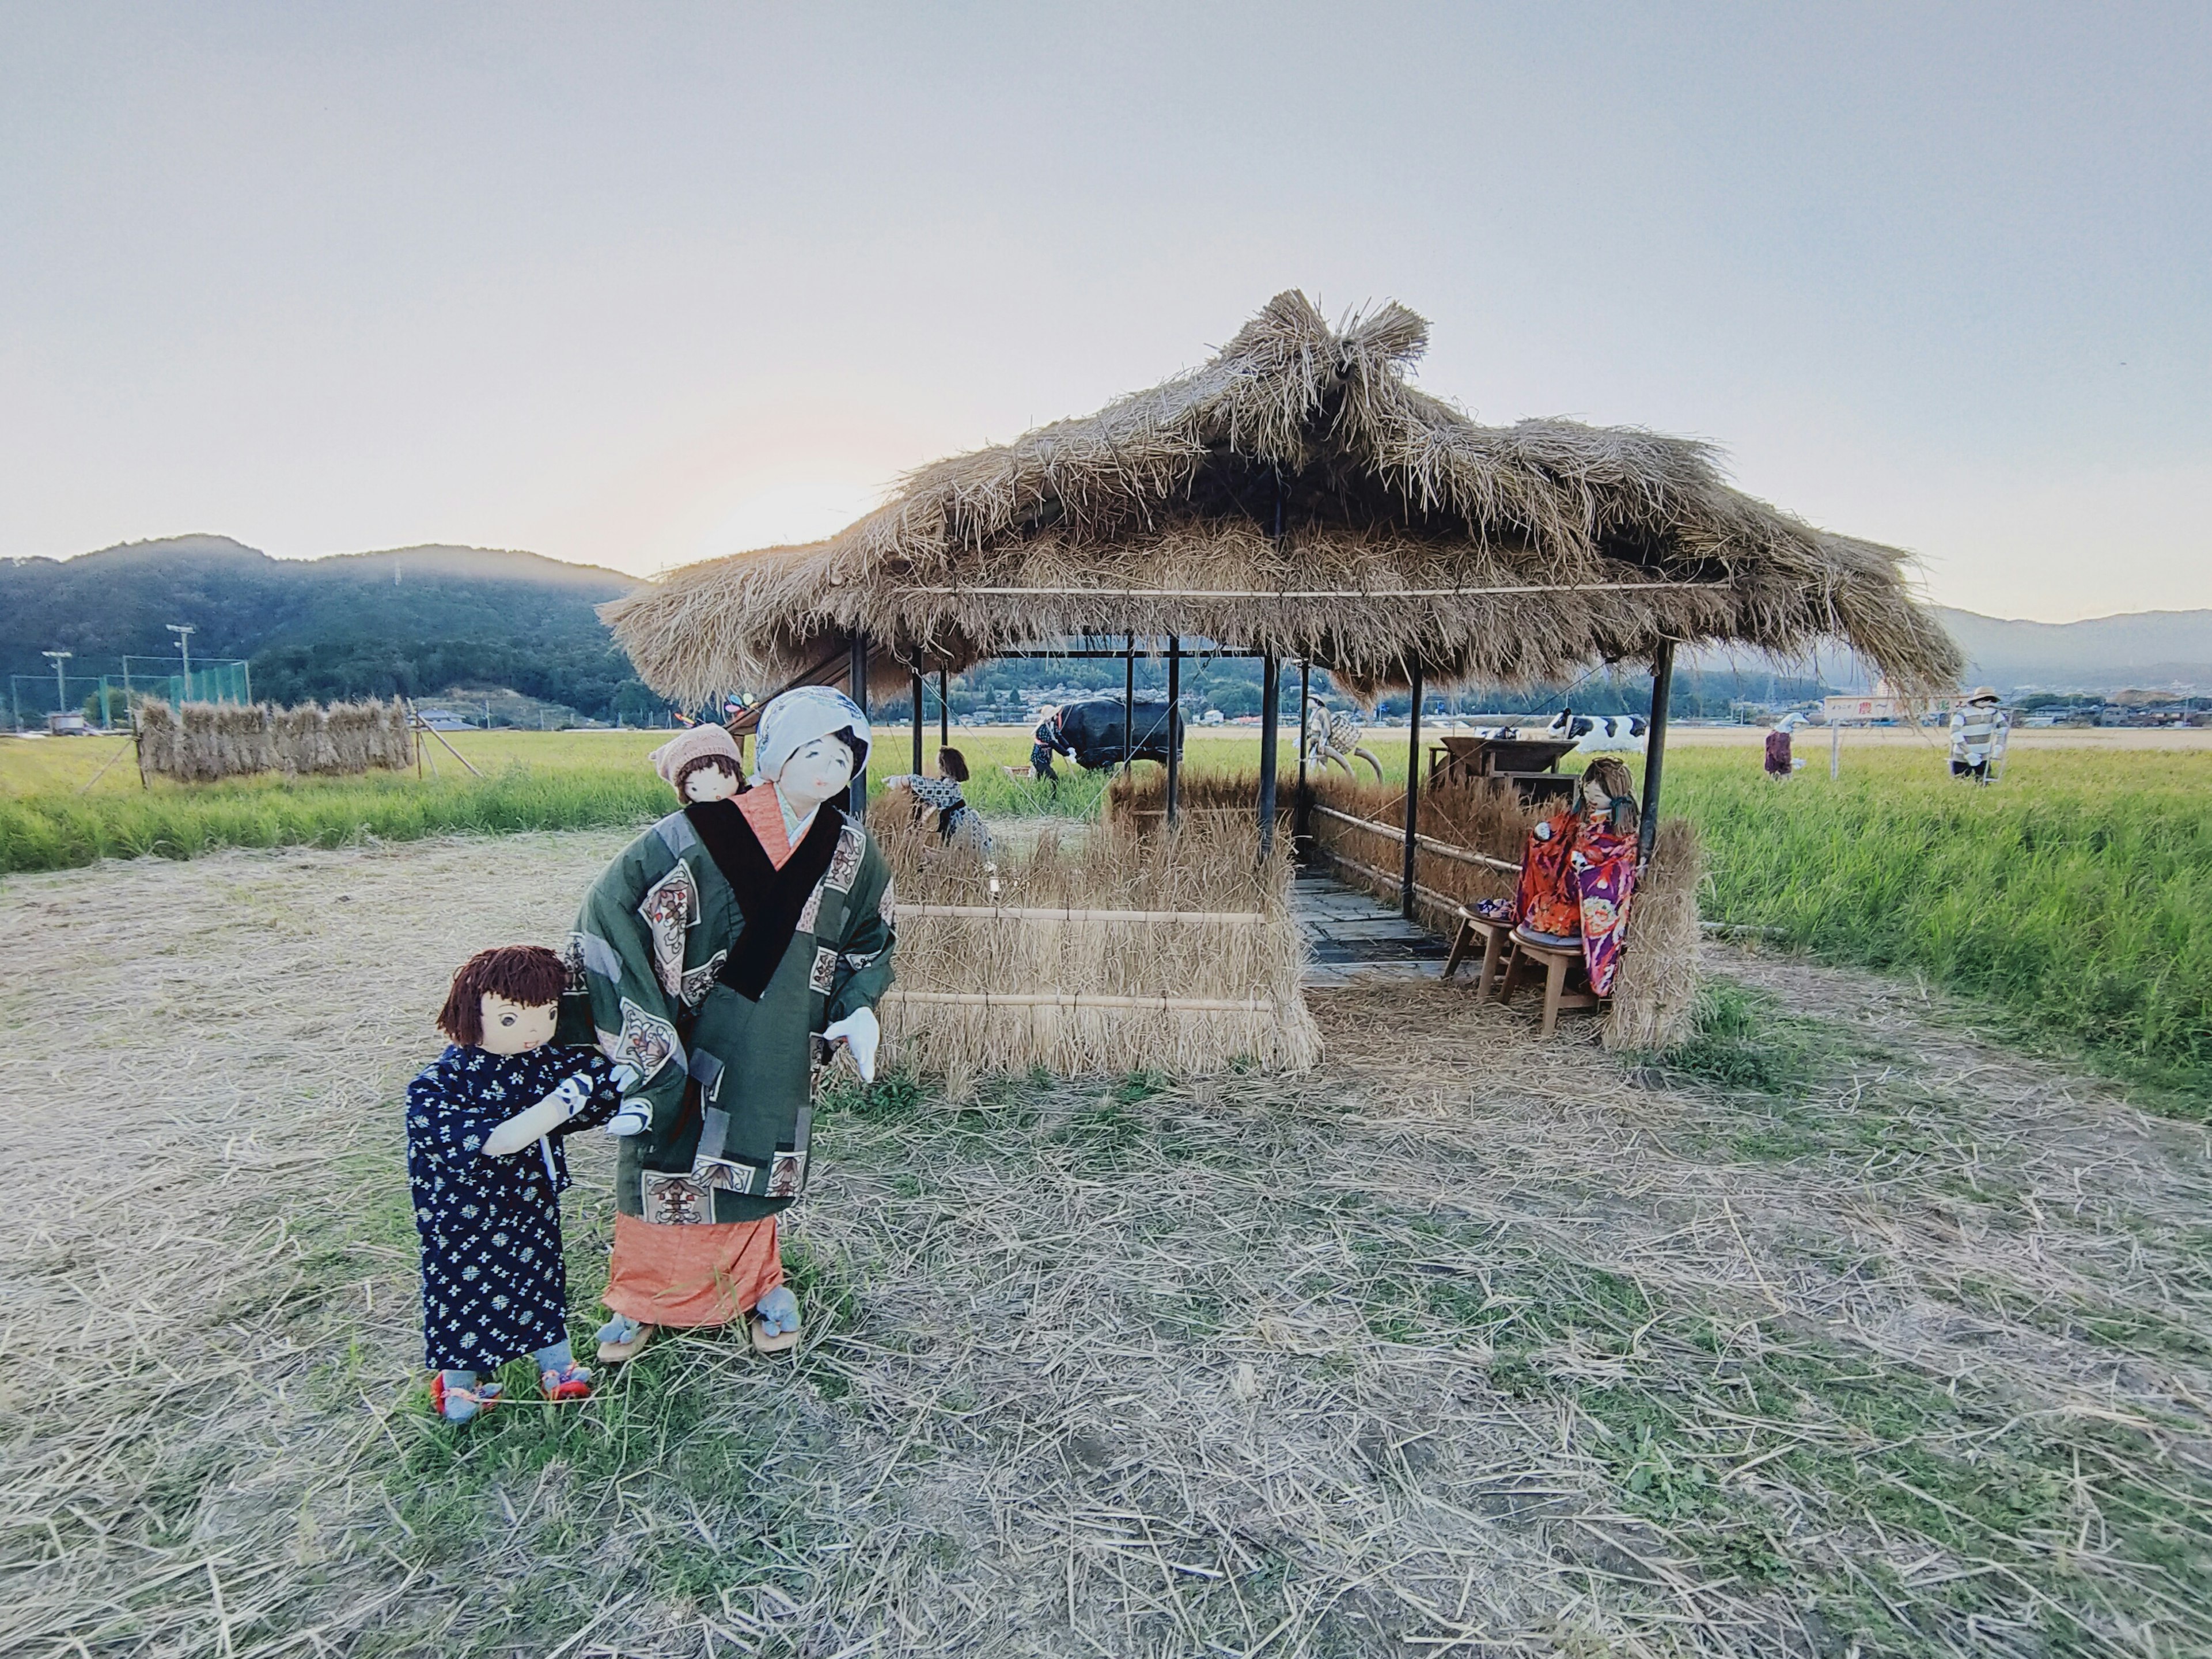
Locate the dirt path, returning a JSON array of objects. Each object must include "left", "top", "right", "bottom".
[{"left": 2, "top": 834, "right": 2206, "bottom": 1657}]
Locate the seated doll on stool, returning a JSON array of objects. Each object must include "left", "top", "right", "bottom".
[
  {"left": 1476, "top": 757, "right": 1641, "bottom": 998},
  {"left": 407, "top": 945, "right": 621, "bottom": 1423}
]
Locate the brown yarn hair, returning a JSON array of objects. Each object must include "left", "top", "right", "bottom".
[
  {"left": 1574, "top": 756, "right": 1639, "bottom": 825},
  {"left": 937, "top": 745, "right": 970, "bottom": 782},
  {"left": 674, "top": 752, "right": 743, "bottom": 800},
  {"left": 437, "top": 945, "right": 568, "bottom": 1045}
]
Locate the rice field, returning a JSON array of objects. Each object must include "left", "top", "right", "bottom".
[{"left": 7, "top": 723, "right": 2209, "bottom": 1104}]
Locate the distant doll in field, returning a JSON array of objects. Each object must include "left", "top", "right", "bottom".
[{"left": 407, "top": 945, "right": 621, "bottom": 1423}]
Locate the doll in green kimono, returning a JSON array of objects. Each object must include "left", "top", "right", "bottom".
[{"left": 562, "top": 690, "right": 893, "bottom": 1362}]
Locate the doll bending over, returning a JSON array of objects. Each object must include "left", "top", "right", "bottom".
[{"left": 406, "top": 945, "right": 621, "bottom": 1423}]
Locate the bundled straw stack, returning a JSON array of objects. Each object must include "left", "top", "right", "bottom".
[
  {"left": 871, "top": 798, "right": 1319, "bottom": 1086},
  {"left": 135, "top": 698, "right": 416, "bottom": 783},
  {"left": 1101, "top": 768, "right": 1293, "bottom": 831},
  {"left": 1602, "top": 817, "right": 1704, "bottom": 1051}
]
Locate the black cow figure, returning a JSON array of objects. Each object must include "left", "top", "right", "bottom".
[{"left": 1032, "top": 697, "right": 1183, "bottom": 789}]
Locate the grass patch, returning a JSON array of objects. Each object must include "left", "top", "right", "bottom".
[{"left": 1353, "top": 1205, "right": 2212, "bottom": 1655}]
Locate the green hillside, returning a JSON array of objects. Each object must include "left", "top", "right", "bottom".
[{"left": 1, "top": 536, "right": 662, "bottom": 721}]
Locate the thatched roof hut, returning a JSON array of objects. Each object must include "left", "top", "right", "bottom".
[{"left": 607, "top": 290, "right": 1961, "bottom": 704}]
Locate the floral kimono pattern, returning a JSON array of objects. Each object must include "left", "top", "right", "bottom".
[
  {"left": 406, "top": 1043, "right": 619, "bottom": 1370},
  {"left": 1504, "top": 810, "right": 1639, "bottom": 996},
  {"left": 560, "top": 797, "right": 895, "bottom": 1228}
]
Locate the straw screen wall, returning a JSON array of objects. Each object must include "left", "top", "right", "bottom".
[{"left": 870, "top": 798, "right": 1318, "bottom": 1086}]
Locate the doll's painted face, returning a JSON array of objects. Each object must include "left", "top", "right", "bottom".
[
  {"left": 775, "top": 734, "right": 856, "bottom": 811},
  {"left": 478, "top": 994, "right": 558, "bottom": 1055},
  {"left": 681, "top": 759, "right": 742, "bottom": 804}
]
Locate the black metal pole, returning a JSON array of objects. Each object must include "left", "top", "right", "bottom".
[
  {"left": 1296, "top": 660, "right": 1310, "bottom": 794},
  {"left": 847, "top": 632, "right": 870, "bottom": 817},
  {"left": 1639, "top": 641, "right": 1675, "bottom": 866},
  {"left": 937, "top": 669, "right": 949, "bottom": 749},
  {"left": 1165, "top": 636, "right": 1181, "bottom": 827},
  {"left": 1402, "top": 662, "right": 1423, "bottom": 918},
  {"left": 1257, "top": 653, "right": 1281, "bottom": 858},
  {"left": 910, "top": 669, "right": 924, "bottom": 775},
  {"left": 1124, "top": 632, "right": 1135, "bottom": 771}
]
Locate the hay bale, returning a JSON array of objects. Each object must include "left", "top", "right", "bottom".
[
  {"left": 1604, "top": 816, "right": 1703, "bottom": 1051},
  {"left": 873, "top": 798, "right": 1319, "bottom": 1085}
]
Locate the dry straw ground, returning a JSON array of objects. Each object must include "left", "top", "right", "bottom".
[{"left": 3, "top": 832, "right": 2208, "bottom": 1657}]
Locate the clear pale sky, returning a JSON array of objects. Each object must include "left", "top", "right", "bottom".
[{"left": 3, "top": 3, "right": 2206, "bottom": 622}]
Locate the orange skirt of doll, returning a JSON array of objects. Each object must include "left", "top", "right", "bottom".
[{"left": 603, "top": 1213, "right": 783, "bottom": 1329}]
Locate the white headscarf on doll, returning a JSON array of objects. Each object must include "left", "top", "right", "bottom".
[{"left": 749, "top": 686, "right": 872, "bottom": 786}]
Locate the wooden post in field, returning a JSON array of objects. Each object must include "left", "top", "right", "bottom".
[
  {"left": 1401, "top": 662, "right": 1423, "bottom": 919},
  {"left": 1830, "top": 719, "right": 1842, "bottom": 780},
  {"left": 937, "top": 669, "right": 949, "bottom": 749}
]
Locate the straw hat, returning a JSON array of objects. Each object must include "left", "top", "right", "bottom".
[
  {"left": 1967, "top": 685, "right": 2001, "bottom": 705},
  {"left": 647, "top": 723, "right": 744, "bottom": 789}
]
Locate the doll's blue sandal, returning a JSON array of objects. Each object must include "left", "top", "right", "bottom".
[
  {"left": 430, "top": 1373, "right": 503, "bottom": 1424},
  {"left": 751, "top": 1286, "right": 801, "bottom": 1356},
  {"left": 594, "top": 1313, "right": 654, "bottom": 1365}
]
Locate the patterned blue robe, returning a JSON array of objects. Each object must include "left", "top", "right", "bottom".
[{"left": 407, "top": 1043, "right": 619, "bottom": 1371}]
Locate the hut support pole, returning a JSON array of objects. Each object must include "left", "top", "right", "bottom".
[
  {"left": 1296, "top": 659, "right": 1311, "bottom": 840},
  {"left": 1165, "top": 636, "right": 1181, "bottom": 827},
  {"left": 1123, "top": 633, "right": 1135, "bottom": 771},
  {"left": 848, "top": 633, "right": 870, "bottom": 817},
  {"left": 1402, "top": 664, "right": 1423, "bottom": 919},
  {"left": 937, "top": 670, "right": 949, "bottom": 749},
  {"left": 1639, "top": 641, "right": 1675, "bottom": 866},
  {"left": 910, "top": 670, "right": 924, "bottom": 775},
  {"left": 1257, "top": 653, "right": 1281, "bottom": 858}
]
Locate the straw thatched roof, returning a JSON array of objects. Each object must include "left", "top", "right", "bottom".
[{"left": 608, "top": 291, "right": 1961, "bottom": 703}]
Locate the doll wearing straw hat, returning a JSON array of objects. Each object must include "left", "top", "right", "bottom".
[
  {"left": 1948, "top": 687, "right": 2009, "bottom": 784},
  {"left": 563, "top": 691, "right": 893, "bottom": 1361}
]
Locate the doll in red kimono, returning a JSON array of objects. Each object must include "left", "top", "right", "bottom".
[{"left": 1508, "top": 757, "right": 1640, "bottom": 996}]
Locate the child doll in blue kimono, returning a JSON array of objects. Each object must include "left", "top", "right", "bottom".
[{"left": 407, "top": 945, "right": 622, "bottom": 1423}]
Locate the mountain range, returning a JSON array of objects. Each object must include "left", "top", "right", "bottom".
[
  {"left": 4, "top": 537, "right": 2205, "bottom": 717},
  {"left": 1, "top": 536, "right": 650, "bottom": 720}
]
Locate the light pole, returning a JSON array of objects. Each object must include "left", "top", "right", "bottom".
[
  {"left": 43, "top": 650, "right": 71, "bottom": 723},
  {"left": 166, "top": 624, "right": 195, "bottom": 701}
]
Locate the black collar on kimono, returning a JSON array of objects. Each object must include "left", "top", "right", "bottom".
[{"left": 686, "top": 796, "right": 847, "bottom": 1002}]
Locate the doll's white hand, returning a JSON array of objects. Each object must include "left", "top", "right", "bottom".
[
  {"left": 821, "top": 1008, "right": 880, "bottom": 1084},
  {"left": 604, "top": 1100, "right": 653, "bottom": 1137},
  {"left": 480, "top": 1073, "right": 597, "bottom": 1158}
]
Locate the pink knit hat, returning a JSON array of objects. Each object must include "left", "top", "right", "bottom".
[{"left": 648, "top": 724, "right": 745, "bottom": 789}]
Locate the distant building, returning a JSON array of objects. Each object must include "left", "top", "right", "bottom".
[{"left": 1820, "top": 680, "right": 1963, "bottom": 725}]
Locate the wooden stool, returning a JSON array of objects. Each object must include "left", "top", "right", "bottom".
[
  {"left": 1496, "top": 930, "right": 1602, "bottom": 1036},
  {"left": 1442, "top": 908, "right": 1511, "bottom": 999}
]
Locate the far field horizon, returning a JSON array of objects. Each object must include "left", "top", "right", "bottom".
[{"left": 13, "top": 530, "right": 2201, "bottom": 632}]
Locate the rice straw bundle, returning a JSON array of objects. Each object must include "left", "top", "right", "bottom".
[
  {"left": 134, "top": 697, "right": 416, "bottom": 782},
  {"left": 871, "top": 798, "right": 1319, "bottom": 1085},
  {"left": 1101, "top": 768, "right": 1293, "bottom": 832},
  {"left": 1603, "top": 816, "right": 1703, "bottom": 1051}
]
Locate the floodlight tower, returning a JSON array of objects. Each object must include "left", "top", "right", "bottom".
[
  {"left": 43, "top": 650, "right": 71, "bottom": 719},
  {"left": 166, "top": 623, "right": 195, "bottom": 697}
]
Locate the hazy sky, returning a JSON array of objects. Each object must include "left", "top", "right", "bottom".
[{"left": 4, "top": 3, "right": 2206, "bottom": 622}]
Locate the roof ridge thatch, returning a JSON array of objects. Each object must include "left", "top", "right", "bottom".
[{"left": 608, "top": 291, "right": 1961, "bottom": 703}]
